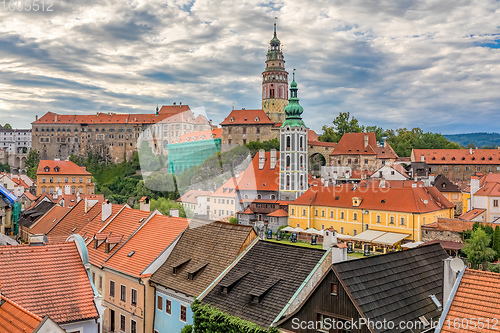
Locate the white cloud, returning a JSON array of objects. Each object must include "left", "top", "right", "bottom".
[{"left": 0, "top": 0, "right": 499, "bottom": 133}]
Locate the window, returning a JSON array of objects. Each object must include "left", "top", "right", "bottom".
[
  {"left": 353, "top": 212, "right": 358, "bottom": 221},
  {"left": 72, "top": 177, "right": 75, "bottom": 183},
  {"left": 99, "top": 276, "right": 103, "bottom": 290},
  {"left": 79, "top": 177, "right": 83, "bottom": 183},
  {"left": 291, "top": 208, "right": 295, "bottom": 215},
  {"left": 49, "top": 177, "right": 53, "bottom": 183},
  {"left": 302, "top": 209, "right": 306, "bottom": 216},
  {"left": 109, "top": 280, "right": 115, "bottom": 297},
  {"left": 443, "top": 166, "right": 448, "bottom": 171},
  {"left": 321, "top": 210, "right": 325, "bottom": 217},
  {"left": 330, "top": 283, "right": 338, "bottom": 295},
  {"left": 390, "top": 216, "right": 395, "bottom": 225},
  {"left": 64, "top": 177, "right": 68, "bottom": 183},
  {"left": 157, "top": 296, "right": 163, "bottom": 310},
  {"left": 364, "top": 159, "right": 368, "bottom": 164},
  {"left": 476, "top": 166, "right": 482, "bottom": 172},
  {"left": 131, "top": 289, "right": 137, "bottom": 306},
  {"left": 400, "top": 217, "right": 405, "bottom": 226},
  {"left": 376, "top": 215, "right": 381, "bottom": 223},
  {"left": 120, "top": 285, "right": 126, "bottom": 302},
  {"left": 494, "top": 200, "right": 499, "bottom": 207},
  {"left": 42, "top": 177, "right": 46, "bottom": 183},
  {"left": 180, "top": 305, "right": 187, "bottom": 322},
  {"left": 315, "top": 210, "right": 318, "bottom": 217},
  {"left": 131, "top": 319, "right": 137, "bottom": 333},
  {"left": 353, "top": 229, "right": 357, "bottom": 236},
  {"left": 330, "top": 211, "right": 333, "bottom": 218},
  {"left": 166, "top": 299, "right": 172, "bottom": 314},
  {"left": 340, "top": 227, "right": 344, "bottom": 234},
  {"left": 340, "top": 211, "right": 345, "bottom": 219},
  {"left": 465, "top": 166, "right": 470, "bottom": 171},
  {"left": 92, "top": 272, "right": 95, "bottom": 284},
  {"left": 455, "top": 166, "right": 459, "bottom": 171},
  {"left": 120, "top": 314, "right": 125, "bottom": 331}
]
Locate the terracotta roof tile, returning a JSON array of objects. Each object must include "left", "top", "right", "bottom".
[
  {"left": 267, "top": 208, "right": 288, "bottom": 217},
  {"left": 441, "top": 269, "right": 500, "bottom": 333},
  {"left": 458, "top": 208, "right": 486, "bottom": 221},
  {"left": 29, "top": 205, "right": 70, "bottom": 235},
  {"left": 173, "top": 128, "right": 222, "bottom": 144},
  {"left": 103, "top": 214, "right": 188, "bottom": 277},
  {"left": 36, "top": 160, "right": 91, "bottom": 175},
  {"left": 291, "top": 183, "right": 454, "bottom": 213},
  {"left": 220, "top": 109, "right": 274, "bottom": 125},
  {"left": 235, "top": 151, "right": 280, "bottom": 192},
  {"left": 412, "top": 149, "right": 500, "bottom": 165},
  {"left": 178, "top": 189, "right": 212, "bottom": 204},
  {"left": 0, "top": 295, "right": 42, "bottom": 333},
  {"left": 0, "top": 242, "right": 98, "bottom": 324},
  {"left": 331, "top": 132, "right": 398, "bottom": 159}
]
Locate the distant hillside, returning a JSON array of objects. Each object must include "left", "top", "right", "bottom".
[{"left": 444, "top": 132, "right": 500, "bottom": 148}]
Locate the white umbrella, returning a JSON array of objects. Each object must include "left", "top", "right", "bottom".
[
  {"left": 290, "top": 227, "right": 305, "bottom": 233},
  {"left": 280, "top": 226, "right": 294, "bottom": 232},
  {"left": 304, "top": 228, "right": 318, "bottom": 234}
]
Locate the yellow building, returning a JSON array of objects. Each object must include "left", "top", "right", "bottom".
[
  {"left": 288, "top": 182, "right": 454, "bottom": 242},
  {"left": 36, "top": 160, "right": 94, "bottom": 196}
]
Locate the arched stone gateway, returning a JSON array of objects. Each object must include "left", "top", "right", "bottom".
[{"left": 309, "top": 153, "right": 326, "bottom": 177}]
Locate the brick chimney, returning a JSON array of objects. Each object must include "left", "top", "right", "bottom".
[
  {"left": 270, "top": 149, "right": 277, "bottom": 170},
  {"left": 139, "top": 196, "right": 150, "bottom": 212}
]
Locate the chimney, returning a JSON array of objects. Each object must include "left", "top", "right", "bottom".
[
  {"left": 35, "top": 115, "right": 38, "bottom": 121},
  {"left": 420, "top": 155, "right": 425, "bottom": 162},
  {"left": 85, "top": 196, "right": 99, "bottom": 213},
  {"left": 322, "top": 228, "right": 338, "bottom": 250},
  {"left": 170, "top": 209, "right": 179, "bottom": 217},
  {"left": 470, "top": 176, "right": 480, "bottom": 208},
  {"left": 379, "top": 178, "right": 386, "bottom": 188},
  {"left": 179, "top": 102, "right": 182, "bottom": 106},
  {"left": 364, "top": 134, "right": 369, "bottom": 148},
  {"left": 29, "top": 234, "right": 48, "bottom": 246},
  {"left": 470, "top": 147, "right": 473, "bottom": 155},
  {"left": 173, "top": 102, "right": 176, "bottom": 105},
  {"left": 139, "top": 196, "right": 150, "bottom": 212},
  {"left": 270, "top": 149, "right": 277, "bottom": 170},
  {"left": 258, "top": 149, "right": 265, "bottom": 170},
  {"left": 102, "top": 200, "right": 112, "bottom": 222},
  {"left": 383, "top": 137, "right": 388, "bottom": 148},
  {"left": 331, "top": 243, "right": 348, "bottom": 263},
  {"left": 443, "top": 258, "right": 464, "bottom": 308},
  {"left": 54, "top": 114, "right": 58, "bottom": 122}
]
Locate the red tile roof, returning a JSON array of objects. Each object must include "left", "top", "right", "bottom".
[
  {"left": 0, "top": 295, "right": 42, "bottom": 333},
  {"left": 211, "top": 177, "right": 239, "bottom": 198},
  {"left": 46, "top": 198, "right": 104, "bottom": 241},
  {"left": 291, "top": 183, "right": 454, "bottom": 213},
  {"left": 29, "top": 205, "right": 70, "bottom": 235},
  {"left": 174, "top": 129, "right": 222, "bottom": 144},
  {"left": 178, "top": 189, "right": 212, "bottom": 204},
  {"left": 441, "top": 269, "right": 500, "bottom": 333},
  {"left": 36, "top": 160, "right": 91, "bottom": 176},
  {"left": 235, "top": 151, "right": 280, "bottom": 192},
  {"left": 458, "top": 208, "right": 486, "bottom": 221},
  {"left": 85, "top": 206, "right": 150, "bottom": 269},
  {"left": 307, "top": 130, "right": 319, "bottom": 142},
  {"left": 331, "top": 132, "right": 398, "bottom": 159},
  {"left": 412, "top": 149, "right": 500, "bottom": 165},
  {"left": 220, "top": 109, "right": 274, "bottom": 125},
  {"left": 308, "top": 140, "right": 337, "bottom": 147},
  {"left": 22, "top": 192, "right": 37, "bottom": 201},
  {"left": 267, "top": 208, "right": 288, "bottom": 217},
  {"left": 0, "top": 242, "right": 98, "bottom": 324},
  {"left": 103, "top": 213, "right": 188, "bottom": 277}
]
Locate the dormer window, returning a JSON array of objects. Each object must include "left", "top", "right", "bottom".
[
  {"left": 255, "top": 117, "right": 260, "bottom": 122},
  {"left": 54, "top": 166, "right": 60, "bottom": 172},
  {"left": 230, "top": 117, "right": 234, "bottom": 123},
  {"left": 44, "top": 166, "right": 50, "bottom": 172}
]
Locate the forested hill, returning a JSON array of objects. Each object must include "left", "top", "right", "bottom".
[{"left": 444, "top": 133, "right": 500, "bottom": 148}]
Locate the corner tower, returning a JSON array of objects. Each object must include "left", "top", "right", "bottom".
[
  {"left": 279, "top": 71, "right": 308, "bottom": 201},
  {"left": 262, "top": 22, "right": 288, "bottom": 124}
]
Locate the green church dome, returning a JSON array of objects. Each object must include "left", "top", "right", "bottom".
[{"left": 282, "top": 70, "right": 305, "bottom": 128}]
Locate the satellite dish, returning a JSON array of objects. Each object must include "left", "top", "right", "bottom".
[{"left": 450, "top": 258, "right": 465, "bottom": 273}]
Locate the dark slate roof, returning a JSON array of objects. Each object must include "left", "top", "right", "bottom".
[
  {"left": 202, "top": 241, "right": 326, "bottom": 328},
  {"left": 434, "top": 174, "right": 461, "bottom": 193},
  {"left": 151, "top": 222, "right": 256, "bottom": 297},
  {"left": 333, "top": 243, "right": 448, "bottom": 333},
  {"left": 0, "top": 197, "right": 8, "bottom": 209},
  {"left": 18, "top": 201, "right": 55, "bottom": 228}
]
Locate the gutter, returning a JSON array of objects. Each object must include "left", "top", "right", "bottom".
[
  {"left": 434, "top": 268, "right": 466, "bottom": 332},
  {"left": 271, "top": 247, "right": 332, "bottom": 326}
]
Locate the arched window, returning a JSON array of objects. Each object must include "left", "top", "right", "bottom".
[
  {"left": 286, "top": 136, "right": 291, "bottom": 149},
  {"left": 257, "top": 194, "right": 262, "bottom": 199},
  {"left": 286, "top": 155, "right": 291, "bottom": 168},
  {"left": 270, "top": 194, "right": 276, "bottom": 200},
  {"left": 299, "top": 137, "right": 303, "bottom": 149},
  {"left": 270, "top": 89, "right": 275, "bottom": 98},
  {"left": 286, "top": 175, "right": 290, "bottom": 188},
  {"left": 299, "top": 156, "right": 303, "bottom": 168},
  {"left": 300, "top": 175, "right": 304, "bottom": 188}
]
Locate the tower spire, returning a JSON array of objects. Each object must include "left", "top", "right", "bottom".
[
  {"left": 282, "top": 70, "right": 305, "bottom": 127},
  {"left": 274, "top": 17, "right": 277, "bottom": 37}
]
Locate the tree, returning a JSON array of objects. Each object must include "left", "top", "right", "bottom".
[
  {"left": 229, "top": 217, "right": 238, "bottom": 224},
  {"left": 318, "top": 112, "right": 363, "bottom": 142},
  {"left": 245, "top": 138, "right": 279, "bottom": 157},
  {"left": 462, "top": 228, "right": 496, "bottom": 268},
  {"left": 25, "top": 150, "right": 40, "bottom": 179},
  {"left": 150, "top": 197, "right": 186, "bottom": 217},
  {"left": 493, "top": 226, "right": 500, "bottom": 258},
  {"left": 3, "top": 123, "right": 12, "bottom": 130}
]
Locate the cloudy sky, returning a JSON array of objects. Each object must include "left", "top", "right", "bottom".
[{"left": 0, "top": 0, "right": 499, "bottom": 134}]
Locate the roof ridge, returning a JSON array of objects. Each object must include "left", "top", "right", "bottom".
[{"left": 0, "top": 295, "right": 43, "bottom": 321}]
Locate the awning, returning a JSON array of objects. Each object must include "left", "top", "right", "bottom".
[
  {"left": 351, "top": 230, "right": 386, "bottom": 242},
  {"left": 371, "top": 232, "right": 410, "bottom": 246},
  {"left": 281, "top": 226, "right": 294, "bottom": 232},
  {"left": 304, "top": 228, "right": 319, "bottom": 234},
  {"left": 336, "top": 233, "right": 352, "bottom": 240},
  {"left": 290, "top": 227, "right": 305, "bottom": 233}
]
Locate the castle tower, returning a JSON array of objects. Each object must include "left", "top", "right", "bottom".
[
  {"left": 262, "top": 23, "right": 288, "bottom": 124},
  {"left": 279, "top": 71, "right": 308, "bottom": 201}
]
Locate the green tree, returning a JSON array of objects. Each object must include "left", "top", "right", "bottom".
[
  {"left": 244, "top": 138, "right": 280, "bottom": 157},
  {"left": 493, "top": 226, "right": 500, "bottom": 258},
  {"left": 3, "top": 123, "right": 12, "bottom": 130},
  {"left": 229, "top": 217, "right": 238, "bottom": 224},
  {"left": 318, "top": 112, "right": 363, "bottom": 142},
  {"left": 25, "top": 150, "right": 40, "bottom": 179},
  {"left": 0, "top": 164, "right": 10, "bottom": 173},
  {"left": 462, "top": 228, "right": 496, "bottom": 268},
  {"left": 150, "top": 197, "right": 186, "bottom": 217}
]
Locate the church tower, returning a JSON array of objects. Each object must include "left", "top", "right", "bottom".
[
  {"left": 279, "top": 71, "right": 308, "bottom": 201},
  {"left": 262, "top": 23, "right": 288, "bottom": 124}
]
